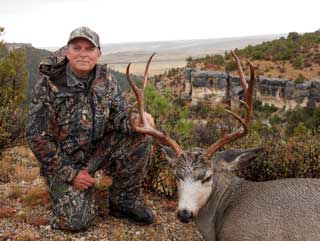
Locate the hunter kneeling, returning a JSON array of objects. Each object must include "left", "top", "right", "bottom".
[{"left": 26, "top": 26, "right": 155, "bottom": 231}]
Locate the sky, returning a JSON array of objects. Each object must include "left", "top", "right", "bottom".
[{"left": 1, "top": 0, "right": 319, "bottom": 48}]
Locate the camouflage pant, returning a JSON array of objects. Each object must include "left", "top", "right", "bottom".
[{"left": 47, "top": 131, "right": 151, "bottom": 231}]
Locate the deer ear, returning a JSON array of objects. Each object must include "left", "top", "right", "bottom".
[
  {"left": 160, "top": 145, "right": 178, "bottom": 166},
  {"left": 214, "top": 147, "right": 263, "bottom": 171}
]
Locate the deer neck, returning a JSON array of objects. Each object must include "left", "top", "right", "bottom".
[{"left": 195, "top": 173, "right": 243, "bottom": 241}]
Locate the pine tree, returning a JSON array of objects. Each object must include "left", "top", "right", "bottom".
[{"left": 0, "top": 27, "right": 28, "bottom": 150}]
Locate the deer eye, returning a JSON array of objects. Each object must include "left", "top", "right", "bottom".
[
  {"left": 201, "top": 175, "right": 212, "bottom": 184},
  {"left": 174, "top": 171, "right": 184, "bottom": 181}
]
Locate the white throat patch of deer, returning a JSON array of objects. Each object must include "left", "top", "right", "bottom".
[{"left": 127, "top": 53, "right": 320, "bottom": 241}]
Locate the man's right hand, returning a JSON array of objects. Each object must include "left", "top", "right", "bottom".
[{"left": 72, "top": 169, "right": 96, "bottom": 191}]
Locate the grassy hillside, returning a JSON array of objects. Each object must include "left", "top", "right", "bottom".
[
  {"left": 188, "top": 31, "right": 320, "bottom": 81},
  {"left": 23, "top": 46, "right": 52, "bottom": 101}
]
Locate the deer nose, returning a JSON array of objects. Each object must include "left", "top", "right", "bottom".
[{"left": 177, "top": 209, "right": 193, "bottom": 223}]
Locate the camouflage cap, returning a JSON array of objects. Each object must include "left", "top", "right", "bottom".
[{"left": 67, "top": 26, "right": 100, "bottom": 49}]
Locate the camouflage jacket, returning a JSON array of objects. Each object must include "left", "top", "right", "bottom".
[{"left": 26, "top": 49, "right": 131, "bottom": 182}]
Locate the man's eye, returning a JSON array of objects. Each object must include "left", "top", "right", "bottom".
[
  {"left": 86, "top": 47, "right": 96, "bottom": 52},
  {"left": 201, "top": 175, "right": 212, "bottom": 184}
]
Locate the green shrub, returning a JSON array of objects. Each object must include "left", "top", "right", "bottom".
[
  {"left": 295, "top": 73, "right": 306, "bottom": 83},
  {"left": 253, "top": 98, "right": 278, "bottom": 116},
  {"left": 293, "top": 122, "right": 311, "bottom": 137},
  {"left": 212, "top": 54, "right": 224, "bottom": 66},
  {"left": 0, "top": 27, "right": 28, "bottom": 151},
  {"left": 143, "top": 144, "right": 177, "bottom": 198},
  {"left": 292, "top": 55, "right": 304, "bottom": 69},
  {"left": 225, "top": 59, "right": 237, "bottom": 72},
  {"left": 241, "top": 135, "right": 320, "bottom": 181}
]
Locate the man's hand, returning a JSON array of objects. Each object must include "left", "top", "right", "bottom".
[
  {"left": 134, "top": 112, "right": 155, "bottom": 127},
  {"left": 72, "top": 170, "right": 96, "bottom": 191}
]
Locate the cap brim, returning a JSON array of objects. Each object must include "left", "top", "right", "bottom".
[{"left": 67, "top": 36, "right": 99, "bottom": 48}]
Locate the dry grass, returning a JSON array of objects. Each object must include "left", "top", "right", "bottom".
[
  {"left": 12, "top": 164, "right": 39, "bottom": 182},
  {"left": 0, "top": 155, "right": 11, "bottom": 182},
  {"left": 0, "top": 206, "right": 16, "bottom": 218},
  {"left": 14, "top": 230, "right": 41, "bottom": 241},
  {"left": 15, "top": 207, "right": 33, "bottom": 223},
  {"left": 253, "top": 60, "right": 320, "bottom": 80},
  {"left": 196, "top": 59, "right": 320, "bottom": 81},
  {"left": 228, "top": 60, "right": 320, "bottom": 80},
  {"left": 22, "top": 187, "right": 50, "bottom": 207},
  {"left": 7, "top": 184, "right": 24, "bottom": 199},
  {"left": 1, "top": 145, "right": 39, "bottom": 183},
  {"left": 15, "top": 145, "right": 36, "bottom": 159}
]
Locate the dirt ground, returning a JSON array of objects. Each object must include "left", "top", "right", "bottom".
[{"left": 0, "top": 146, "right": 204, "bottom": 241}]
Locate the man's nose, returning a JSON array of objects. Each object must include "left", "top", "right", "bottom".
[{"left": 79, "top": 50, "right": 88, "bottom": 56}]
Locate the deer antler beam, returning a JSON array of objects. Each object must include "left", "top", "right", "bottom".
[
  {"left": 204, "top": 51, "right": 255, "bottom": 160},
  {"left": 126, "top": 53, "right": 183, "bottom": 157}
]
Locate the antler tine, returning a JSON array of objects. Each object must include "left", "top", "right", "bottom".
[
  {"left": 244, "top": 58, "right": 255, "bottom": 120},
  {"left": 127, "top": 54, "right": 183, "bottom": 157},
  {"left": 143, "top": 52, "right": 156, "bottom": 89},
  {"left": 126, "top": 63, "right": 139, "bottom": 95},
  {"left": 126, "top": 63, "right": 147, "bottom": 128},
  {"left": 231, "top": 51, "right": 248, "bottom": 91},
  {"left": 204, "top": 52, "right": 255, "bottom": 160}
]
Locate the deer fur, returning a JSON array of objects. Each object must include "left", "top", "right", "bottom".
[{"left": 162, "top": 146, "right": 320, "bottom": 241}]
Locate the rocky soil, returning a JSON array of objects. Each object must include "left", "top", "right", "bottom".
[{"left": 0, "top": 146, "right": 204, "bottom": 241}]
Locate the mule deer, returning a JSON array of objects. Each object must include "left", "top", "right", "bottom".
[{"left": 126, "top": 53, "right": 320, "bottom": 241}]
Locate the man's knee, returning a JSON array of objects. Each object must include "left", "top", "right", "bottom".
[{"left": 48, "top": 181, "right": 96, "bottom": 231}]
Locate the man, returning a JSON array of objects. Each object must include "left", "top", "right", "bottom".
[{"left": 26, "top": 26, "right": 155, "bottom": 231}]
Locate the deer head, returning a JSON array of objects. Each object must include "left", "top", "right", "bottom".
[{"left": 126, "top": 52, "right": 256, "bottom": 223}]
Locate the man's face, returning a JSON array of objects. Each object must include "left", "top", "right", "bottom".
[{"left": 65, "top": 38, "right": 101, "bottom": 77}]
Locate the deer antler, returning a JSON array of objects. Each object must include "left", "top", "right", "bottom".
[
  {"left": 126, "top": 53, "right": 183, "bottom": 157},
  {"left": 203, "top": 51, "right": 255, "bottom": 160}
]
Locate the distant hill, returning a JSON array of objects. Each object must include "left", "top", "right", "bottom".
[
  {"left": 99, "top": 34, "right": 286, "bottom": 75},
  {"left": 100, "top": 34, "right": 286, "bottom": 55},
  {"left": 24, "top": 46, "right": 52, "bottom": 96}
]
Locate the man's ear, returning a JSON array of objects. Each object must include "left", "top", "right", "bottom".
[
  {"left": 213, "top": 147, "right": 263, "bottom": 172},
  {"left": 65, "top": 46, "right": 70, "bottom": 60},
  {"left": 160, "top": 145, "right": 178, "bottom": 167}
]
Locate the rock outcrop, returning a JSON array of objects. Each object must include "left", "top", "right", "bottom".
[{"left": 183, "top": 69, "right": 320, "bottom": 110}]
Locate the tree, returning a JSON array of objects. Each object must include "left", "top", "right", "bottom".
[
  {"left": 225, "top": 59, "right": 237, "bottom": 72},
  {"left": 287, "top": 32, "right": 300, "bottom": 41},
  {"left": 0, "top": 27, "right": 28, "bottom": 150}
]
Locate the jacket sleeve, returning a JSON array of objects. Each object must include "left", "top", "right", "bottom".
[
  {"left": 26, "top": 78, "right": 78, "bottom": 183},
  {"left": 107, "top": 77, "right": 133, "bottom": 134}
]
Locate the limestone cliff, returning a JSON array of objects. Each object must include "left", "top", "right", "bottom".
[{"left": 183, "top": 69, "right": 320, "bottom": 110}]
